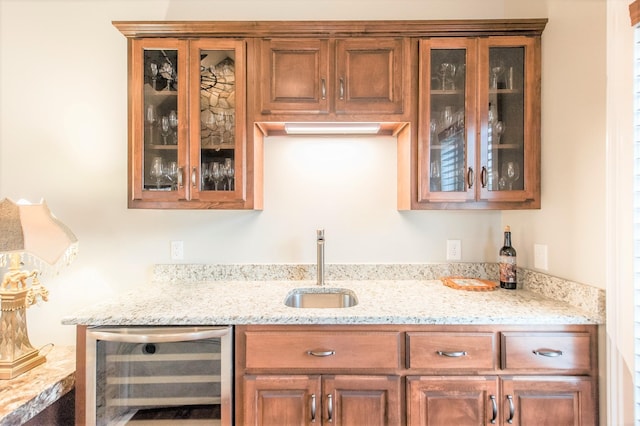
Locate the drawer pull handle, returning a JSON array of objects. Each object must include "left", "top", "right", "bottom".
[
  {"left": 489, "top": 395, "right": 497, "bottom": 424},
  {"left": 436, "top": 350, "right": 468, "bottom": 357},
  {"left": 533, "top": 348, "right": 563, "bottom": 357},
  {"left": 321, "top": 79, "right": 326, "bottom": 100},
  {"left": 327, "top": 394, "right": 333, "bottom": 422},
  {"left": 507, "top": 395, "right": 515, "bottom": 424},
  {"left": 307, "top": 350, "right": 336, "bottom": 357},
  {"left": 311, "top": 394, "right": 316, "bottom": 422}
]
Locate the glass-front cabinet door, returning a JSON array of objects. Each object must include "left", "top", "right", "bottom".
[
  {"left": 478, "top": 36, "right": 539, "bottom": 205},
  {"left": 419, "top": 38, "right": 477, "bottom": 203},
  {"left": 129, "top": 38, "right": 246, "bottom": 208},
  {"left": 419, "top": 35, "right": 540, "bottom": 209}
]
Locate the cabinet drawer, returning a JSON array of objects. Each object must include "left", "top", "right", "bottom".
[
  {"left": 244, "top": 331, "right": 401, "bottom": 370},
  {"left": 407, "top": 332, "right": 496, "bottom": 370},
  {"left": 501, "top": 331, "right": 592, "bottom": 372}
]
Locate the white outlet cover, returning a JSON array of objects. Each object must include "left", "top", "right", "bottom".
[
  {"left": 170, "top": 240, "right": 184, "bottom": 260},
  {"left": 534, "top": 244, "right": 548, "bottom": 270},
  {"left": 446, "top": 240, "right": 462, "bottom": 261}
]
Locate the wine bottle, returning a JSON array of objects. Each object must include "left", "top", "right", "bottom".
[{"left": 499, "top": 226, "right": 517, "bottom": 289}]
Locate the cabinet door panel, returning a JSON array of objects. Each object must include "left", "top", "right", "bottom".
[
  {"left": 259, "top": 39, "right": 330, "bottom": 114},
  {"left": 407, "top": 376, "right": 499, "bottom": 426},
  {"left": 501, "top": 376, "right": 594, "bottom": 426},
  {"left": 243, "top": 375, "right": 321, "bottom": 426},
  {"left": 324, "top": 375, "right": 401, "bottom": 426},
  {"left": 335, "top": 38, "right": 407, "bottom": 114}
]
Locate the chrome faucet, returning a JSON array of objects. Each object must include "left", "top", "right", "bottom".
[{"left": 317, "top": 229, "right": 325, "bottom": 286}]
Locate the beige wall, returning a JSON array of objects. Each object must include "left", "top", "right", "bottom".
[{"left": 0, "top": 0, "right": 612, "bottom": 374}]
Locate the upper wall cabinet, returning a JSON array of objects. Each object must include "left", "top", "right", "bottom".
[
  {"left": 121, "top": 36, "right": 258, "bottom": 210},
  {"left": 114, "top": 20, "right": 546, "bottom": 210},
  {"left": 257, "top": 38, "right": 409, "bottom": 119},
  {"left": 412, "top": 35, "right": 542, "bottom": 210}
]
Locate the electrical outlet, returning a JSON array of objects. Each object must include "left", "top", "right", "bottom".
[
  {"left": 534, "top": 244, "right": 548, "bottom": 270},
  {"left": 170, "top": 241, "right": 184, "bottom": 260},
  {"left": 446, "top": 240, "right": 462, "bottom": 261}
]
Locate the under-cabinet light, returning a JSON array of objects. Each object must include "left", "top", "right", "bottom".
[{"left": 284, "top": 122, "right": 381, "bottom": 135}]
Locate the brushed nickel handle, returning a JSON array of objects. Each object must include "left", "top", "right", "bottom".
[
  {"left": 533, "top": 348, "right": 563, "bottom": 357},
  {"left": 467, "top": 167, "right": 475, "bottom": 189},
  {"left": 436, "top": 350, "right": 468, "bottom": 357},
  {"left": 177, "top": 167, "right": 184, "bottom": 189},
  {"left": 327, "top": 394, "right": 333, "bottom": 423},
  {"left": 339, "top": 77, "right": 345, "bottom": 100},
  {"left": 321, "top": 79, "right": 326, "bottom": 100},
  {"left": 311, "top": 394, "right": 316, "bottom": 422},
  {"left": 490, "top": 395, "right": 497, "bottom": 424},
  {"left": 307, "top": 350, "right": 336, "bottom": 357},
  {"left": 507, "top": 395, "right": 515, "bottom": 424},
  {"left": 191, "top": 167, "right": 197, "bottom": 188},
  {"left": 480, "top": 166, "right": 488, "bottom": 188}
]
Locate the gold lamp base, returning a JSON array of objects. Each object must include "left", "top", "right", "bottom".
[{"left": 0, "top": 278, "right": 48, "bottom": 380}]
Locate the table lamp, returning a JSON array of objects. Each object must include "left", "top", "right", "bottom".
[{"left": 0, "top": 198, "right": 78, "bottom": 379}]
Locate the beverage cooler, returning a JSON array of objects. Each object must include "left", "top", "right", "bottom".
[{"left": 85, "top": 326, "right": 233, "bottom": 425}]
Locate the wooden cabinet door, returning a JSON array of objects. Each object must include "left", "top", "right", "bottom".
[
  {"left": 407, "top": 376, "right": 500, "bottom": 426},
  {"left": 335, "top": 38, "right": 407, "bottom": 115},
  {"left": 259, "top": 39, "right": 330, "bottom": 115},
  {"left": 323, "top": 375, "right": 401, "bottom": 426},
  {"left": 242, "top": 375, "right": 321, "bottom": 426},
  {"left": 501, "top": 376, "right": 595, "bottom": 426}
]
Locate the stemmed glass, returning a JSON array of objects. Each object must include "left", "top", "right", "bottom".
[
  {"left": 145, "top": 105, "right": 157, "bottom": 145},
  {"left": 149, "top": 62, "right": 158, "bottom": 90},
  {"left": 210, "top": 162, "right": 223, "bottom": 191},
  {"left": 502, "top": 161, "right": 520, "bottom": 190},
  {"left": 490, "top": 62, "right": 505, "bottom": 90},
  {"left": 160, "top": 116, "right": 171, "bottom": 145},
  {"left": 493, "top": 121, "right": 505, "bottom": 145},
  {"left": 150, "top": 157, "right": 164, "bottom": 189},
  {"left": 438, "top": 63, "right": 455, "bottom": 90},
  {"left": 160, "top": 62, "right": 174, "bottom": 91},
  {"left": 224, "top": 158, "right": 234, "bottom": 191},
  {"left": 168, "top": 110, "right": 178, "bottom": 145},
  {"left": 167, "top": 161, "right": 178, "bottom": 190},
  {"left": 201, "top": 162, "right": 210, "bottom": 189}
]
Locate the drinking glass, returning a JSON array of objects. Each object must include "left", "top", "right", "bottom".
[
  {"left": 168, "top": 110, "right": 178, "bottom": 144},
  {"left": 160, "top": 62, "right": 174, "bottom": 91},
  {"left": 150, "top": 157, "right": 164, "bottom": 189},
  {"left": 145, "top": 105, "right": 157, "bottom": 145},
  {"left": 502, "top": 161, "right": 520, "bottom": 190},
  {"left": 160, "top": 116, "right": 171, "bottom": 145},
  {"left": 490, "top": 63, "right": 505, "bottom": 90},
  {"left": 438, "top": 63, "right": 455, "bottom": 90},
  {"left": 211, "top": 162, "right": 223, "bottom": 190},
  {"left": 167, "top": 161, "right": 178, "bottom": 190},
  {"left": 150, "top": 62, "right": 158, "bottom": 90},
  {"left": 224, "top": 158, "right": 234, "bottom": 191}
]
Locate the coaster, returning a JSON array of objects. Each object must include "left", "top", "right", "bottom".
[{"left": 441, "top": 277, "right": 498, "bottom": 291}]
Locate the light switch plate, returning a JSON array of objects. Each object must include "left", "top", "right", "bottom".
[{"left": 534, "top": 244, "right": 548, "bottom": 270}]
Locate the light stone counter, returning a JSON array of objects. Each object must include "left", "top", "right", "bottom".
[{"left": 62, "top": 278, "right": 603, "bottom": 326}]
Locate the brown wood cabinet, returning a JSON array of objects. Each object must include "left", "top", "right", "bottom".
[
  {"left": 236, "top": 324, "right": 598, "bottom": 426},
  {"left": 257, "top": 37, "right": 409, "bottom": 119},
  {"left": 413, "top": 33, "right": 542, "bottom": 210},
  {"left": 114, "top": 20, "right": 546, "bottom": 210}
]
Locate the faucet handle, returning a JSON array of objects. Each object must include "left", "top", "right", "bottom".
[{"left": 317, "top": 229, "right": 324, "bottom": 240}]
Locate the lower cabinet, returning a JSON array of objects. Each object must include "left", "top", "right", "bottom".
[
  {"left": 406, "top": 375, "right": 594, "bottom": 425},
  {"left": 243, "top": 374, "right": 401, "bottom": 425},
  {"left": 235, "top": 324, "right": 598, "bottom": 426}
]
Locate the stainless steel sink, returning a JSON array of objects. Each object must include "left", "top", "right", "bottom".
[{"left": 284, "top": 288, "right": 358, "bottom": 309}]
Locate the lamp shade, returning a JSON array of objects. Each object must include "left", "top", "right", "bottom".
[{"left": 0, "top": 198, "right": 78, "bottom": 267}]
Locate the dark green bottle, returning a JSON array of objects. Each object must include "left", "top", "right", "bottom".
[{"left": 499, "top": 226, "right": 517, "bottom": 289}]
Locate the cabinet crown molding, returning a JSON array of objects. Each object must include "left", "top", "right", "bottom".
[{"left": 113, "top": 19, "right": 548, "bottom": 38}]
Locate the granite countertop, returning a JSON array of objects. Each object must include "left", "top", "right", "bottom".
[
  {"left": 62, "top": 278, "right": 603, "bottom": 326},
  {"left": 0, "top": 346, "right": 75, "bottom": 425}
]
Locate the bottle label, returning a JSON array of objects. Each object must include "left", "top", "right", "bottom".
[{"left": 499, "top": 256, "right": 517, "bottom": 283}]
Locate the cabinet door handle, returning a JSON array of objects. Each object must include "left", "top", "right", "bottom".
[
  {"left": 489, "top": 395, "right": 497, "bottom": 424},
  {"left": 191, "top": 167, "right": 197, "bottom": 188},
  {"left": 311, "top": 393, "right": 316, "bottom": 422},
  {"left": 321, "top": 78, "right": 326, "bottom": 100},
  {"left": 480, "top": 166, "right": 488, "bottom": 188},
  {"left": 339, "top": 77, "right": 345, "bottom": 100},
  {"left": 327, "top": 394, "right": 333, "bottom": 423},
  {"left": 506, "top": 395, "right": 515, "bottom": 424},
  {"left": 177, "top": 167, "right": 184, "bottom": 189},
  {"left": 532, "top": 348, "right": 563, "bottom": 357},
  {"left": 436, "top": 350, "right": 468, "bottom": 357},
  {"left": 467, "top": 167, "right": 475, "bottom": 189},
  {"left": 307, "top": 350, "right": 336, "bottom": 357}
]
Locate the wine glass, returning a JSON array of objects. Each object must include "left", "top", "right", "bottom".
[
  {"left": 493, "top": 121, "right": 505, "bottom": 145},
  {"left": 168, "top": 110, "right": 178, "bottom": 144},
  {"left": 224, "top": 158, "right": 234, "bottom": 191},
  {"left": 438, "top": 63, "right": 455, "bottom": 90},
  {"left": 201, "top": 163, "right": 210, "bottom": 189},
  {"left": 145, "top": 104, "right": 157, "bottom": 145},
  {"left": 167, "top": 161, "right": 178, "bottom": 190},
  {"left": 210, "top": 162, "right": 223, "bottom": 190},
  {"left": 150, "top": 157, "right": 164, "bottom": 189},
  {"left": 502, "top": 161, "right": 520, "bottom": 190},
  {"left": 149, "top": 62, "right": 158, "bottom": 90},
  {"left": 490, "top": 62, "right": 505, "bottom": 90},
  {"left": 160, "top": 62, "right": 174, "bottom": 91},
  {"left": 430, "top": 161, "right": 441, "bottom": 192},
  {"left": 160, "top": 116, "right": 171, "bottom": 145}
]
